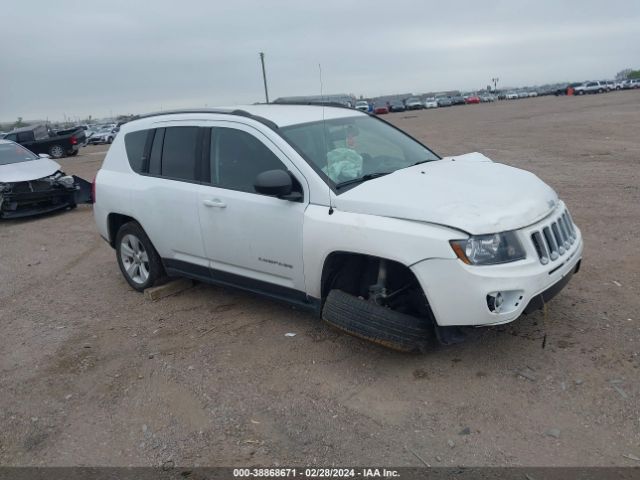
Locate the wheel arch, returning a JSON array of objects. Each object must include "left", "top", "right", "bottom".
[
  {"left": 320, "top": 250, "right": 421, "bottom": 300},
  {"left": 107, "top": 213, "right": 138, "bottom": 247}
]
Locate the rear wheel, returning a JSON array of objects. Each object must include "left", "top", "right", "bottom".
[
  {"left": 49, "top": 144, "right": 64, "bottom": 158},
  {"left": 115, "top": 222, "right": 163, "bottom": 291}
]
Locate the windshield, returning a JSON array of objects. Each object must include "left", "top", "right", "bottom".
[
  {"left": 280, "top": 116, "right": 439, "bottom": 189},
  {"left": 0, "top": 142, "right": 39, "bottom": 165}
]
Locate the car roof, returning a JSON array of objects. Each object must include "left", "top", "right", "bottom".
[{"left": 132, "top": 105, "right": 366, "bottom": 129}]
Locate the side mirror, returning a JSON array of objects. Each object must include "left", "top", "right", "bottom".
[
  {"left": 254, "top": 169, "right": 301, "bottom": 201},
  {"left": 38, "top": 153, "right": 51, "bottom": 159}
]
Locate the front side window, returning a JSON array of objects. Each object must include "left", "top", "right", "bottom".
[
  {"left": 280, "top": 116, "right": 438, "bottom": 188},
  {"left": 0, "top": 142, "right": 39, "bottom": 165},
  {"left": 210, "top": 128, "right": 286, "bottom": 193},
  {"left": 161, "top": 127, "right": 200, "bottom": 181}
]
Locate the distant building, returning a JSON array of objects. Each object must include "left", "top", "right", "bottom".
[{"left": 273, "top": 94, "right": 356, "bottom": 108}]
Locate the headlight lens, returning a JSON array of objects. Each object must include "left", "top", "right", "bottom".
[{"left": 450, "top": 231, "right": 526, "bottom": 265}]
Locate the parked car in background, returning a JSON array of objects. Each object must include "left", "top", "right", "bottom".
[
  {"left": 450, "top": 95, "right": 466, "bottom": 105},
  {"left": 373, "top": 103, "right": 389, "bottom": 115},
  {"left": 465, "top": 95, "right": 481, "bottom": 104},
  {"left": 3, "top": 124, "right": 82, "bottom": 159},
  {"left": 627, "top": 79, "right": 640, "bottom": 89},
  {"left": 355, "top": 100, "right": 370, "bottom": 112},
  {"left": 601, "top": 81, "right": 614, "bottom": 92},
  {"left": 479, "top": 93, "right": 496, "bottom": 102},
  {"left": 516, "top": 91, "right": 529, "bottom": 99},
  {"left": 506, "top": 91, "right": 519, "bottom": 99},
  {"left": 388, "top": 100, "right": 406, "bottom": 113},
  {"left": 527, "top": 91, "right": 538, "bottom": 97},
  {"left": 0, "top": 140, "right": 92, "bottom": 218},
  {"left": 88, "top": 126, "right": 118, "bottom": 145},
  {"left": 424, "top": 97, "right": 438, "bottom": 109},
  {"left": 93, "top": 105, "right": 582, "bottom": 351},
  {"left": 55, "top": 126, "right": 87, "bottom": 146},
  {"left": 404, "top": 97, "right": 423, "bottom": 110},
  {"left": 436, "top": 96, "right": 452, "bottom": 107},
  {"left": 574, "top": 81, "right": 607, "bottom": 95}
]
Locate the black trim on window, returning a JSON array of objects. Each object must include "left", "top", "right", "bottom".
[
  {"left": 162, "top": 258, "right": 320, "bottom": 315},
  {"left": 141, "top": 129, "right": 155, "bottom": 172},
  {"left": 201, "top": 127, "right": 212, "bottom": 185},
  {"left": 194, "top": 127, "right": 206, "bottom": 183}
]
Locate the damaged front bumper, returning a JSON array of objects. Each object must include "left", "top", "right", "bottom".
[{"left": 0, "top": 174, "right": 92, "bottom": 219}]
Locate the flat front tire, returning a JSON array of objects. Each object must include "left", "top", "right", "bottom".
[
  {"left": 322, "top": 289, "right": 430, "bottom": 352},
  {"left": 115, "top": 222, "right": 163, "bottom": 291}
]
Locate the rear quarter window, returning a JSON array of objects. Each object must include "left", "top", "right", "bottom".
[{"left": 124, "top": 130, "right": 149, "bottom": 173}]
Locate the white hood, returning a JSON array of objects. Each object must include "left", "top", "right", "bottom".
[
  {"left": 0, "top": 158, "right": 61, "bottom": 183},
  {"left": 334, "top": 152, "right": 559, "bottom": 235}
]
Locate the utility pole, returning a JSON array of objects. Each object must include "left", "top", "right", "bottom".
[
  {"left": 259, "top": 52, "right": 269, "bottom": 104},
  {"left": 491, "top": 77, "right": 500, "bottom": 91}
]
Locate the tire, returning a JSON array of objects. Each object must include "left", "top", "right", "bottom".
[
  {"left": 48, "top": 144, "right": 65, "bottom": 158},
  {"left": 322, "top": 289, "right": 430, "bottom": 352},
  {"left": 69, "top": 150, "right": 78, "bottom": 156},
  {"left": 107, "top": 137, "right": 113, "bottom": 144},
  {"left": 115, "top": 222, "right": 163, "bottom": 292}
]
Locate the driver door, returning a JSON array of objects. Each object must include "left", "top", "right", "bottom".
[{"left": 197, "top": 123, "right": 309, "bottom": 298}]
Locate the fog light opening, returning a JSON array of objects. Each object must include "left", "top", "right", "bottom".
[{"left": 487, "top": 292, "right": 504, "bottom": 313}]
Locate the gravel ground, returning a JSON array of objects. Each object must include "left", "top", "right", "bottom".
[{"left": 0, "top": 90, "right": 639, "bottom": 467}]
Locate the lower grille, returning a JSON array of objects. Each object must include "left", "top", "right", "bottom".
[{"left": 530, "top": 209, "right": 577, "bottom": 265}]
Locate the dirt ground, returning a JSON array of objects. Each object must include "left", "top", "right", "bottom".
[{"left": 1, "top": 91, "right": 639, "bottom": 467}]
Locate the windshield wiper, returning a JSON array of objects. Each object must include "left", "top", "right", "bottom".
[
  {"left": 411, "top": 159, "right": 432, "bottom": 166},
  {"left": 335, "top": 172, "right": 391, "bottom": 189}
]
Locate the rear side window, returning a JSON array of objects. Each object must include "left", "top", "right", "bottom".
[
  {"left": 124, "top": 130, "right": 149, "bottom": 173},
  {"left": 16, "top": 131, "right": 34, "bottom": 143},
  {"left": 161, "top": 127, "right": 200, "bottom": 181}
]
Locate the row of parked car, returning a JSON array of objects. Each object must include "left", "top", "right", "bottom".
[
  {"left": 558, "top": 78, "right": 640, "bottom": 95},
  {"left": 356, "top": 92, "right": 497, "bottom": 114},
  {"left": 0, "top": 123, "right": 120, "bottom": 159},
  {"left": 353, "top": 77, "right": 639, "bottom": 114}
]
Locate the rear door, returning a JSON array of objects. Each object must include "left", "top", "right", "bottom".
[
  {"left": 196, "top": 122, "right": 309, "bottom": 298},
  {"left": 127, "top": 125, "right": 209, "bottom": 270}
]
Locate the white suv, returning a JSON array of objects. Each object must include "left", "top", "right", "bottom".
[{"left": 94, "top": 105, "right": 583, "bottom": 351}]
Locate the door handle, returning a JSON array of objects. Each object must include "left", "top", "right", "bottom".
[{"left": 202, "top": 198, "right": 227, "bottom": 208}]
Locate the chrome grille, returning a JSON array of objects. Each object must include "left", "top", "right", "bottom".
[{"left": 530, "top": 209, "right": 577, "bottom": 265}]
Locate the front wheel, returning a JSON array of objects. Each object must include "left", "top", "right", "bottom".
[
  {"left": 107, "top": 137, "right": 113, "bottom": 144},
  {"left": 49, "top": 144, "right": 65, "bottom": 158},
  {"left": 115, "top": 222, "right": 163, "bottom": 291}
]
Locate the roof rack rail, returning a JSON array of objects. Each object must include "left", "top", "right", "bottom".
[
  {"left": 133, "top": 108, "right": 279, "bottom": 130},
  {"left": 269, "top": 101, "right": 354, "bottom": 110}
]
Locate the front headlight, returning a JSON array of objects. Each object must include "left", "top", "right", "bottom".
[{"left": 450, "top": 231, "right": 526, "bottom": 265}]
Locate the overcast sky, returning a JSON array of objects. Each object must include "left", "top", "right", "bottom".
[{"left": 1, "top": 0, "right": 639, "bottom": 122}]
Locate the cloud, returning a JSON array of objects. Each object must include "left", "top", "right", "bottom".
[{"left": 0, "top": 0, "right": 638, "bottom": 121}]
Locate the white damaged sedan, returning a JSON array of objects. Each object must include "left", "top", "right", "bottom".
[{"left": 0, "top": 139, "right": 92, "bottom": 219}]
